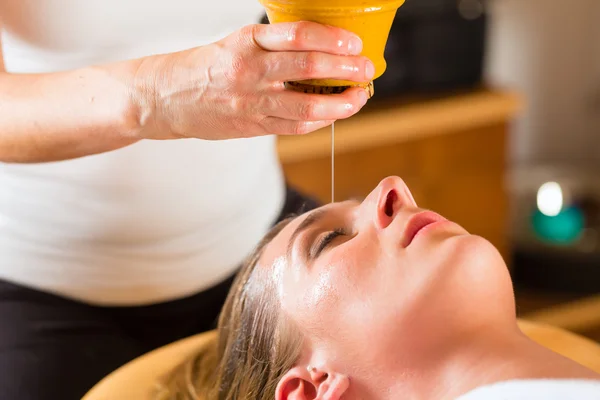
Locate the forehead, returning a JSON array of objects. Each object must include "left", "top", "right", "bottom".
[{"left": 259, "top": 213, "right": 306, "bottom": 269}]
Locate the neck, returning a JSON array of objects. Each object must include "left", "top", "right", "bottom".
[{"left": 379, "top": 321, "right": 599, "bottom": 400}]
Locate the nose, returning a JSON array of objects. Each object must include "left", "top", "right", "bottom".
[{"left": 361, "top": 176, "right": 417, "bottom": 230}]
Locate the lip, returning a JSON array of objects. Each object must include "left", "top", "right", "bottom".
[{"left": 401, "top": 211, "right": 447, "bottom": 248}]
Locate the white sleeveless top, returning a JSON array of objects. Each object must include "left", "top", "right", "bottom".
[
  {"left": 0, "top": 0, "right": 285, "bottom": 306},
  {"left": 456, "top": 379, "right": 600, "bottom": 399}
]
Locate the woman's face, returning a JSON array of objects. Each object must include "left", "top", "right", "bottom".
[{"left": 260, "top": 176, "right": 514, "bottom": 392}]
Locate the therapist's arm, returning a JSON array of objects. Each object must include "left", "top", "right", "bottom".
[
  {"left": 0, "top": 21, "right": 373, "bottom": 164},
  {"left": 0, "top": 26, "right": 143, "bottom": 163},
  {"left": 0, "top": 25, "right": 147, "bottom": 163}
]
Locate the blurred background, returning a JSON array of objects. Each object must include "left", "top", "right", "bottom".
[{"left": 272, "top": 0, "right": 600, "bottom": 342}]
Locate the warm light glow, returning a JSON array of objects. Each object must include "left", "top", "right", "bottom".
[{"left": 537, "top": 181, "right": 563, "bottom": 217}]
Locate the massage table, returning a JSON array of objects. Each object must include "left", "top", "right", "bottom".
[{"left": 82, "top": 320, "right": 600, "bottom": 400}]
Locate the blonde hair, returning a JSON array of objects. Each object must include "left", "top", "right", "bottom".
[{"left": 155, "top": 217, "right": 304, "bottom": 400}]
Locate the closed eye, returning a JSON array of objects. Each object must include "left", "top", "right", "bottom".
[{"left": 312, "top": 228, "right": 346, "bottom": 258}]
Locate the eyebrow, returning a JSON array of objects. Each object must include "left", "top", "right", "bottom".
[{"left": 286, "top": 208, "right": 327, "bottom": 261}]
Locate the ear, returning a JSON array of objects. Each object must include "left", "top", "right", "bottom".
[{"left": 276, "top": 365, "right": 350, "bottom": 400}]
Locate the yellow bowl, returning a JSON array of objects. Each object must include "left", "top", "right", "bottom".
[{"left": 259, "top": 0, "right": 405, "bottom": 93}]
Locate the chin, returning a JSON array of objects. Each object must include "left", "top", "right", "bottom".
[
  {"left": 407, "top": 234, "right": 516, "bottom": 332},
  {"left": 443, "top": 233, "right": 514, "bottom": 302},
  {"left": 441, "top": 233, "right": 504, "bottom": 267}
]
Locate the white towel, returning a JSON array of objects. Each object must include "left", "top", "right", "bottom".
[{"left": 456, "top": 379, "right": 600, "bottom": 400}]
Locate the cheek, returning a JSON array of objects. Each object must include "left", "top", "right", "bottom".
[
  {"left": 279, "top": 260, "right": 341, "bottom": 332},
  {"left": 302, "top": 267, "right": 339, "bottom": 310},
  {"left": 327, "top": 240, "right": 383, "bottom": 301},
  {"left": 280, "top": 243, "right": 381, "bottom": 333},
  {"left": 314, "top": 244, "right": 386, "bottom": 331}
]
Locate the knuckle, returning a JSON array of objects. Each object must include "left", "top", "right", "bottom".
[
  {"left": 226, "top": 52, "right": 249, "bottom": 82},
  {"left": 229, "top": 95, "right": 254, "bottom": 116},
  {"left": 288, "top": 22, "right": 311, "bottom": 47},
  {"left": 238, "top": 24, "right": 267, "bottom": 55},
  {"left": 299, "top": 52, "right": 322, "bottom": 77},
  {"left": 241, "top": 24, "right": 260, "bottom": 44},
  {"left": 260, "top": 54, "right": 278, "bottom": 80},
  {"left": 292, "top": 122, "right": 310, "bottom": 135},
  {"left": 257, "top": 116, "right": 274, "bottom": 134},
  {"left": 257, "top": 94, "right": 276, "bottom": 112},
  {"left": 298, "top": 100, "right": 318, "bottom": 120},
  {"left": 231, "top": 53, "right": 246, "bottom": 73}
]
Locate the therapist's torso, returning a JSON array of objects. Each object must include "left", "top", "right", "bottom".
[{"left": 0, "top": 0, "right": 285, "bottom": 306}]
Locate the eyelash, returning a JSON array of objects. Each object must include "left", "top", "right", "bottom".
[{"left": 314, "top": 228, "right": 346, "bottom": 257}]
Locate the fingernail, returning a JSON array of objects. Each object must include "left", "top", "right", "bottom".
[
  {"left": 348, "top": 36, "right": 363, "bottom": 55},
  {"left": 365, "top": 60, "right": 375, "bottom": 80},
  {"left": 358, "top": 89, "right": 369, "bottom": 106}
]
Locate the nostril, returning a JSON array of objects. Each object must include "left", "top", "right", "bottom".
[{"left": 385, "top": 190, "right": 397, "bottom": 217}]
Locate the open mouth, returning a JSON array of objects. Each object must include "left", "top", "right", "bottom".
[{"left": 401, "top": 211, "right": 447, "bottom": 248}]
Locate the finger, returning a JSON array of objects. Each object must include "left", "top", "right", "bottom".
[
  {"left": 261, "top": 87, "right": 369, "bottom": 121},
  {"left": 249, "top": 21, "right": 363, "bottom": 55},
  {"left": 263, "top": 51, "right": 375, "bottom": 83},
  {"left": 259, "top": 117, "right": 335, "bottom": 136}
]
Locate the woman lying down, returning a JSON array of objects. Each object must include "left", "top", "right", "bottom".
[{"left": 157, "top": 176, "right": 600, "bottom": 400}]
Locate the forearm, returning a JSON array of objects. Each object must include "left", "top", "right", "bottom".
[
  {"left": 0, "top": 19, "right": 375, "bottom": 160},
  {"left": 0, "top": 60, "right": 146, "bottom": 163}
]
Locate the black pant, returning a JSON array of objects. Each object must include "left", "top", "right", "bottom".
[{"left": 0, "top": 186, "right": 319, "bottom": 400}]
